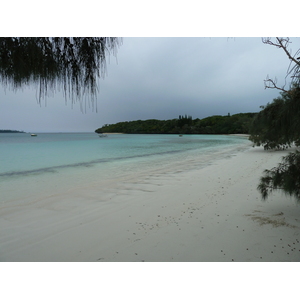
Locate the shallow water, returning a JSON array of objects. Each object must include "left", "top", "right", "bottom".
[{"left": 0, "top": 133, "right": 251, "bottom": 204}]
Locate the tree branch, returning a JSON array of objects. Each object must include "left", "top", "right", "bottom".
[
  {"left": 276, "top": 37, "right": 300, "bottom": 67},
  {"left": 264, "top": 76, "right": 289, "bottom": 93},
  {"left": 263, "top": 37, "right": 300, "bottom": 91}
]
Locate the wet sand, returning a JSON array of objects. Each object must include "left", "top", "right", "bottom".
[{"left": 0, "top": 146, "right": 299, "bottom": 262}]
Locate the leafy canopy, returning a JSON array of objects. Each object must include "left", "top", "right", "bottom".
[
  {"left": 252, "top": 38, "right": 300, "bottom": 201},
  {"left": 95, "top": 113, "right": 256, "bottom": 134},
  {"left": 249, "top": 85, "right": 300, "bottom": 150}
]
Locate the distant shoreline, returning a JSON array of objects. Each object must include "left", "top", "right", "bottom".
[
  {"left": 101, "top": 132, "right": 250, "bottom": 137},
  {"left": 0, "top": 130, "right": 25, "bottom": 133},
  {"left": 101, "top": 132, "right": 124, "bottom": 134},
  {"left": 95, "top": 113, "right": 257, "bottom": 135},
  {"left": 228, "top": 134, "right": 250, "bottom": 137}
]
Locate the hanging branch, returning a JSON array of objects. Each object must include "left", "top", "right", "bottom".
[{"left": 0, "top": 37, "right": 122, "bottom": 111}]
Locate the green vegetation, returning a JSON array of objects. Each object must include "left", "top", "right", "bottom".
[
  {"left": 250, "top": 86, "right": 300, "bottom": 201},
  {"left": 95, "top": 112, "right": 257, "bottom": 134},
  {"left": 257, "top": 150, "right": 300, "bottom": 200},
  {"left": 0, "top": 129, "right": 25, "bottom": 133},
  {"left": 249, "top": 86, "right": 300, "bottom": 150},
  {"left": 0, "top": 38, "right": 121, "bottom": 106},
  {"left": 250, "top": 38, "right": 300, "bottom": 201}
]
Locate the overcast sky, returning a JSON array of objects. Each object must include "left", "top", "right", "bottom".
[{"left": 0, "top": 37, "right": 298, "bottom": 132}]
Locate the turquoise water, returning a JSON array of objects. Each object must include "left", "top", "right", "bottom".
[{"left": 0, "top": 133, "right": 251, "bottom": 204}]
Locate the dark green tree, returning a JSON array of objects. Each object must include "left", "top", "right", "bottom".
[
  {"left": 252, "top": 37, "right": 300, "bottom": 200},
  {"left": 249, "top": 87, "right": 300, "bottom": 150},
  {"left": 258, "top": 150, "right": 300, "bottom": 200},
  {"left": 0, "top": 37, "right": 121, "bottom": 108}
]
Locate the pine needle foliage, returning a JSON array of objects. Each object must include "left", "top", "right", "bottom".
[
  {"left": 251, "top": 38, "right": 300, "bottom": 201},
  {"left": 258, "top": 150, "right": 300, "bottom": 201},
  {"left": 250, "top": 87, "right": 300, "bottom": 200},
  {"left": 249, "top": 85, "right": 300, "bottom": 150},
  {"left": 0, "top": 37, "right": 121, "bottom": 108}
]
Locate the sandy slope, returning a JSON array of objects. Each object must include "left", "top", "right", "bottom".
[{"left": 0, "top": 146, "right": 299, "bottom": 262}]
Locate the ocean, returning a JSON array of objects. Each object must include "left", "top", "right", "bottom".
[{"left": 0, "top": 133, "right": 251, "bottom": 204}]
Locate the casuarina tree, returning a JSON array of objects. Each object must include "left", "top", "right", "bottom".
[
  {"left": 0, "top": 37, "right": 121, "bottom": 110},
  {"left": 250, "top": 38, "right": 300, "bottom": 201}
]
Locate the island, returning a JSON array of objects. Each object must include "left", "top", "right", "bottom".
[
  {"left": 95, "top": 113, "right": 257, "bottom": 135},
  {"left": 0, "top": 129, "right": 25, "bottom": 133}
]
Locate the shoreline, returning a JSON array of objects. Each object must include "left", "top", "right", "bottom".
[
  {"left": 101, "top": 132, "right": 124, "bottom": 134},
  {"left": 0, "top": 145, "right": 299, "bottom": 262}
]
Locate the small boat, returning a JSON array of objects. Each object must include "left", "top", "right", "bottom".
[
  {"left": 30, "top": 133, "right": 37, "bottom": 136},
  {"left": 98, "top": 134, "right": 108, "bottom": 138}
]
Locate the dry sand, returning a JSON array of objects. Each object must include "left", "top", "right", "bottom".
[{"left": 0, "top": 146, "right": 299, "bottom": 262}]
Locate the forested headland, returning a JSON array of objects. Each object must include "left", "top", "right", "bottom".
[
  {"left": 0, "top": 129, "right": 25, "bottom": 133},
  {"left": 95, "top": 113, "right": 257, "bottom": 134}
]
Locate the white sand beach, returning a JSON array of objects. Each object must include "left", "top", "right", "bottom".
[{"left": 0, "top": 146, "right": 299, "bottom": 262}]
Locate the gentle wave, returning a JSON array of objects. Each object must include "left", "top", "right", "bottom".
[
  {"left": 0, "top": 133, "right": 251, "bottom": 180},
  {"left": 0, "top": 134, "right": 251, "bottom": 205},
  {"left": 0, "top": 148, "right": 189, "bottom": 178}
]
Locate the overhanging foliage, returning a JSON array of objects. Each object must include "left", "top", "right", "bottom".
[
  {"left": 253, "top": 38, "right": 300, "bottom": 201},
  {"left": 0, "top": 37, "right": 121, "bottom": 107},
  {"left": 249, "top": 86, "right": 300, "bottom": 150},
  {"left": 258, "top": 150, "right": 300, "bottom": 201}
]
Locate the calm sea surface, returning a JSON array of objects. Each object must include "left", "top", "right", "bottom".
[{"left": 0, "top": 133, "right": 251, "bottom": 204}]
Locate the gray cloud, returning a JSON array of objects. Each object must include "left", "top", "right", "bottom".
[{"left": 0, "top": 37, "right": 295, "bottom": 132}]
